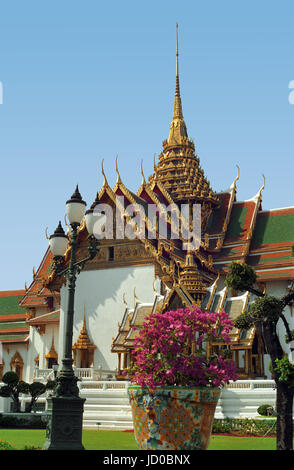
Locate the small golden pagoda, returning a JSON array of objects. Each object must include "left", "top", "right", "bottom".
[
  {"left": 45, "top": 336, "right": 58, "bottom": 368},
  {"left": 179, "top": 252, "right": 208, "bottom": 306},
  {"left": 72, "top": 312, "right": 96, "bottom": 368}
]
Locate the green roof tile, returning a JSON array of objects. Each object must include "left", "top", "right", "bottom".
[
  {"left": 226, "top": 206, "right": 248, "bottom": 239},
  {"left": 0, "top": 322, "right": 28, "bottom": 330},
  {"left": 252, "top": 212, "right": 294, "bottom": 248},
  {"left": 0, "top": 296, "right": 24, "bottom": 315}
]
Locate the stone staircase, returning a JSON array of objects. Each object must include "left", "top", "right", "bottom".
[
  {"left": 79, "top": 381, "right": 134, "bottom": 430},
  {"left": 215, "top": 380, "right": 277, "bottom": 419},
  {"left": 79, "top": 379, "right": 280, "bottom": 430}
]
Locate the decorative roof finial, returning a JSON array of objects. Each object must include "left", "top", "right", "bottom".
[
  {"left": 134, "top": 287, "right": 139, "bottom": 305},
  {"left": 115, "top": 154, "right": 121, "bottom": 184},
  {"left": 101, "top": 159, "right": 108, "bottom": 186},
  {"left": 82, "top": 307, "right": 86, "bottom": 330},
  {"left": 235, "top": 165, "right": 240, "bottom": 184},
  {"left": 258, "top": 174, "right": 265, "bottom": 201},
  {"left": 231, "top": 165, "right": 240, "bottom": 190},
  {"left": 122, "top": 292, "right": 128, "bottom": 307},
  {"left": 140, "top": 159, "right": 146, "bottom": 184}
]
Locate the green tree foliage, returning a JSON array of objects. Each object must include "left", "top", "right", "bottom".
[
  {"left": 249, "top": 297, "right": 284, "bottom": 323},
  {"left": 0, "top": 372, "right": 55, "bottom": 413},
  {"left": 274, "top": 357, "right": 294, "bottom": 388},
  {"left": 225, "top": 260, "right": 294, "bottom": 450},
  {"left": 26, "top": 382, "right": 46, "bottom": 413},
  {"left": 225, "top": 262, "right": 257, "bottom": 293},
  {"left": 0, "top": 372, "right": 29, "bottom": 412}
]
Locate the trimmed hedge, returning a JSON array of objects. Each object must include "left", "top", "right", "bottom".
[
  {"left": 212, "top": 418, "right": 277, "bottom": 436},
  {"left": 0, "top": 413, "right": 47, "bottom": 429}
]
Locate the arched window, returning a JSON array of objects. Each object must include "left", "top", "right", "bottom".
[{"left": 10, "top": 352, "right": 24, "bottom": 380}]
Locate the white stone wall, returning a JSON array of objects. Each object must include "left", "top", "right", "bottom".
[
  {"left": 1, "top": 343, "right": 28, "bottom": 380},
  {"left": 58, "top": 264, "right": 156, "bottom": 371}
]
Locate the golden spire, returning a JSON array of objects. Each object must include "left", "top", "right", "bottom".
[
  {"left": 168, "top": 23, "right": 188, "bottom": 144},
  {"left": 174, "top": 22, "right": 183, "bottom": 120}
]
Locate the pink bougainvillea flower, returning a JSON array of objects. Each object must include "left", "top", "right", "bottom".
[{"left": 127, "top": 306, "right": 238, "bottom": 388}]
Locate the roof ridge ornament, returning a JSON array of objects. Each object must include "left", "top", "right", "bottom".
[
  {"left": 231, "top": 164, "right": 240, "bottom": 190},
  {"left": 101, "top": 159, "right": 108, "bottom": 186},
  {"left": 122, "top": 292, "right": 128, "bottom": 307},
  {"left": 134, "top": 287, "right": 139, "bottom": 306},
  {"left": 140, "top": 159, "right": 146, "bottom": 185},
  {"left": 260, "top": 174, "right": 266, "bottom": 194},
  {"left": 115, "top": 154, "right": 122, "bottom": 184},
  {"left": 249, "top": 174, "right": 266, "bottom": 202}
]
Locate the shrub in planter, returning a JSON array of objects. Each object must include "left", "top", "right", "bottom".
[
  {"left": 126, "top": 306, "right": 238, "bottom": 450},
  {"left": 257, "top": 404, "right": 275, "bottom": 416}
]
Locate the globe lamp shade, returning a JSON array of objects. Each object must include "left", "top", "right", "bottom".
[
  {"left": 85, "top": 192, "right": 100, "bottom": 236},
  {"left": 49, "top": 221, "right": 69, "bottom": 257},
  {"left": 85, "top": 209, "right": 95, "bottom": 236},
  {"left": 66, "top": 185, "right": 87, "bottom": 225}
]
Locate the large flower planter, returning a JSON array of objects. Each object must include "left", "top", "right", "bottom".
[{"left": 127, "top": 385, "right": 220, "bottom": 450}]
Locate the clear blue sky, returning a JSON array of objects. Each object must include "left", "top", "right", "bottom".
[{"left": 0, "top": 1, "right": 294, "bottom": 290}]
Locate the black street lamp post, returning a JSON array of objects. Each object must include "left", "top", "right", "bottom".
[{"left": 43, "top": 186, "right": 99, "bottom": 450}]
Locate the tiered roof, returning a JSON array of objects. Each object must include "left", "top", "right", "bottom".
[
  {"left": 19, "top": 248, "right": 59, "bottom": 311},
  {"left": 0, "top": 290, "right": 29, "bottom": 344}
]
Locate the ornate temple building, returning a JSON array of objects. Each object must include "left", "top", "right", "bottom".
[{"left": 1, "top": 29, "right": 294, "bottom": 384}]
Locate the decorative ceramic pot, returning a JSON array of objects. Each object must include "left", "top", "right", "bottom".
[{"left": 127, "top": 385, "right": 220, "bottom": 450}]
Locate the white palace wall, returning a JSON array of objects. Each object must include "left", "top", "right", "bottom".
[{"left": 58, "top": 264, "right": 156, "bottom": 372}]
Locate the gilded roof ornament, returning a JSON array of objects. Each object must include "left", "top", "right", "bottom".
[
  {"left": 153, "top": 154, "right": 157, "bottom": 173},
  {"left": 231, "top": 165, "right": 240, "bottom": 190},
  {"left": 115, "top": 154, "right": 122, "bottom": 184},
  {"left": 122, "top": 292, "right": 128, "bottom": 307},
  {"left": 101, "top": 159, "right": 109, "bottom": 186},
  {"left": 134, "top": 287, "right": 139, "bottom": 305},
  {"left": 260, "top": 174, "right": 265, "bottom": 194},
  {"left": 140, "top": 159, "right": 146, "bottom": 185}
]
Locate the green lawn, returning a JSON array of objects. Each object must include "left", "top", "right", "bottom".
[{"left": 0, "top": 429, "right": 281, "bottom": 450}]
